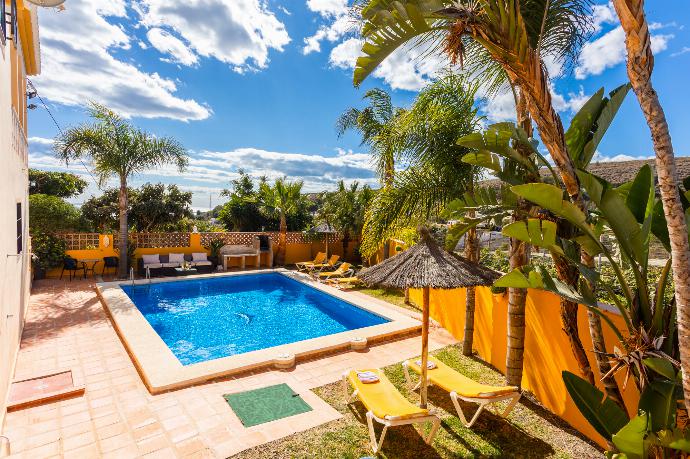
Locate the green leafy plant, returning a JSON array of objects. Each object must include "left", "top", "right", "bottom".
[
  {"left": 31, "top": 232, "right": 67, "bottom": 271},
  {"left": 204, "top": 238, "right": 225, "bottom": 263}
]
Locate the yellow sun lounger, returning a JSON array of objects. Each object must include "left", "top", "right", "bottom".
[
  {"left": 317, "top": 262, "right": 352, "bottom": 280},
  {"left": 309, "top": 254, "right": 340, "bottom": 272},
  {"left": 325, "top": 276, "right": 361, "bottom": 289},
  {"left": 343, "top": 368, "right": 441, "bottom": 453},
  {"left": 295, "top": 252, "right": 327, "bottom": 271},
  {"left": 403, "top": 356, "right": 521, "bottom": 428}
]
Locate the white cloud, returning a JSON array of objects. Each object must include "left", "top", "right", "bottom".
[
  {"left": 306, "top": 0, "right": 348, "bottom": 16},
  {"left": 551, "top": 86, "right": 591, "bottom": 113},
  {"left": 592, "top": 1, "right": 617, "bottom": 31},
  {"left": 330, "top": 38, "right": 448, "bottom": 91},
  {"left": 575, "top": 25, "right": 673, "bottom": 79},
  {"left": 591, "top": 151, "right": 653, "bottom": 162},
  {"left": 146, "top": 28, "right": 199, "bottom": 66},
  {"left": 303, "top": 0, "right": 352, "bottom": 54},
  {"left": 672, "top": 46, "right": 690, "bottom": 57},
  {"left": 482, "top": 90, "right": 516, "bottom": 123},
  {"left": 33, "top": 0, "right": 211, "bottom": 121},
  {"left": 29, "top": 136, "right": 378, "bottom": 209},
  {"left": 135, "top": 0, "right": 290, "bottom": 73}
]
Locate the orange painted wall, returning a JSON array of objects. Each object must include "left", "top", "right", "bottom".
[
  {"left": 46, "top": 233, "right": 361, "bottom": 277},
  {"left": 410, "top": 286, "right": 638, "bottom": 448}
]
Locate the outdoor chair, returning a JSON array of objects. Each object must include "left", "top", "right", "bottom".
[
  {"left": 317, "top": 262, "right": 352, "bottom": 281},
  {"left": 101, "top": 256, "right": 119, "bottom": 277},
  {"left": 60, "top": 257, "right": 86, "bottom": 281},
  {"left": 295, "top": 252, "right": 327, "bottom": 272},
  {"left": 308, "top": 254, "right": 340, "bottom": 273},
  {"left": 342, "top": 368, "right": 441, "bottom": 453},
  {"left": 402, "top": 356, "right": 521, "bottom": 428},
  {"left": 325, "top": 276, "right": 361, "bottom": 290}
]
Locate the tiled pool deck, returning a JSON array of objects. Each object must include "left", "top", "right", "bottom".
[{"left": 1, "top": 278, "right": 456, "bottom": 458}]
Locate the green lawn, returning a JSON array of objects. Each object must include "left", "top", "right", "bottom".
[{"left": 234, "top": 345, "right": 602, "bottom": 459}]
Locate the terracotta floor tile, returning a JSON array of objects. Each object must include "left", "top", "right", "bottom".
[
  {"left": 136, "top": 433, "right": 171, "bottom": 456},
  {"left": 98, "top": 432, "right": 135, "bottom": 453},
  {"left": 62, "top": 443, "right": 101, "bottom": 459},
  {"left": 96, "top": 421, "right": 126, "bottom": 441},
  {"left": 132, "top": 421, "right": 165, "bottom": 442}
]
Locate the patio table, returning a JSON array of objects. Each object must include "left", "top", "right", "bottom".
[{"left": 78, "top": 259, "right": 100, "bottom": 278}]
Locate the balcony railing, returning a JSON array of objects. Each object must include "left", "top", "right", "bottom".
[{"left": 11, "top": 108, "right": 27, "bottom": 165}]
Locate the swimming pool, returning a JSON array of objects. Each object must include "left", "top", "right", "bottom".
[
  {"left": 120, "top": 273, "right": 389, "bottom": 365},
  {"left": 98, "top": 270, "right": 420, "bottom": 393}
]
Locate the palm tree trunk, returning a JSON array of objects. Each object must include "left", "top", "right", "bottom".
[
  {"left": 277, "top": 213, "right": 287, "bottom": 265},
  {"left": 505, "top": 92, "right": 533, "bottom": 387},
  {"left": 613, "top": 0, "right": 690, "bottom": 412},
  {"left": 342, "top": 231, "right": 351, "bottom": 261},
  {"left": 581, "top": 250, "right": 626, "bottom": 409},
  {"left": 462, "top": 185, "right": 479, "bottom": 356},
  {"left": 507, "top": 234, "right": 529, "bottom": 386},
  {"left": 117, "top": 176, "right": 129, "bottom": 279}
]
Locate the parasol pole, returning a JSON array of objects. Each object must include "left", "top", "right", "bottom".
[{"left": 420, "top": 286, "right": 430, "bottom": 408}]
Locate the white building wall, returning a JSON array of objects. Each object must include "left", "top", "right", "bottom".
[{"left": 0, "top": 37, "right": 32, "bottom": 428}]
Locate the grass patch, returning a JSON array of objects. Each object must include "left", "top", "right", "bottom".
[
  {"left": 354, "top": 287, "right": 421, "bottom": 314},
  {"left": 234, "top": 345, "right": 601, "bottom": 459}
]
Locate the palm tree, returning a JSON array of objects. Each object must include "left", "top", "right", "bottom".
[
  {"left": 352, "top": 0, "right": 602, "bottom": 389},
  {"left": 612, "top": 0, "right": 690, "bottom": 412},
  {"left": 258, "top": 178, "right": 306, "bottom": 266},
  {"left": 322, "top": 181, "right": 374, "bottom": 260},
  {"left": 337, "top": 88, "right": 404, "bottom": 188},
  {"left": 55, "top": 103, "right": 188, "bottom": 278}
]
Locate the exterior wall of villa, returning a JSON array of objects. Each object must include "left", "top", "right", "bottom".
[
  {"left": 0, "top": 0, "right": 40, "bottom": 427},
  {"left": 409, "top": 286, "right": 637, "bottom": 449}
]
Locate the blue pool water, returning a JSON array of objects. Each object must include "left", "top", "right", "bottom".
[{"left": 120, "top": 273, "right": 389, "bottom": 365}]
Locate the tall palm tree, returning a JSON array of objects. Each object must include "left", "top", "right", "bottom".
[
  {"left": 55, "top": 103, "right": 188, "bottom": 278},
  {"left": 258, "top": 178, "right": 306, "bottom": 266},
  {"left": 612, "top": 0, "right": 690, "bottom": 412},
  {"left": 353, "top": 0, "right": 605, "bottom": 389}
]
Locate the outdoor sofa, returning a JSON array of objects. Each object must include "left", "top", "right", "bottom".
[{"left": 137, "top": 253, "right": 213, "bottom": 277}]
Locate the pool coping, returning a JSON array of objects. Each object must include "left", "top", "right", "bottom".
[{"left": 96, "top": 269, "right": 421, "bottom": 394}]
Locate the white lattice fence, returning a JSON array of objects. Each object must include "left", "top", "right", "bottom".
[{"left": 55, "top": 233, "right": 100, "bottom": 250}]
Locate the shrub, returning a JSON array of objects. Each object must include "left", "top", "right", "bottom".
[
  {"left": 29, "top": 194, "right": 84, "bottom": 233},
  {"left": 32, "top": 232, "right": 67, "bottom": 271}
]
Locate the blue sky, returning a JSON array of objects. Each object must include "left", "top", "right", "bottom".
[{"left": 28, "top": 0, "right": 690, "bottom": 210}]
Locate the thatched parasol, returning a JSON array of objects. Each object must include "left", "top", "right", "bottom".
[
  {"left": 358, "top": 226, "right": 500, "bottom": 408},
  {"left": 306, "top": 223, "right": 337, "bottom": 257}
]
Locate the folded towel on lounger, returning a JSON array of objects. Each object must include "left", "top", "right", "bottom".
[
  {"left": 415, "top": 360, "right": 437, "bottom": 370},
  {"left": 357, "top": 371, "right": 380, "bottom": 383}
]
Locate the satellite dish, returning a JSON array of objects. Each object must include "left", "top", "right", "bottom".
[{"left": 23, "top": 0, "right": 66, "bottom": 7}]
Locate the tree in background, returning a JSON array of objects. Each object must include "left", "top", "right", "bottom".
[
  {"left": 55, "top": 103, "right": 188, "bottom": 278},
  {"left": 218, "top": 170, "right": 269, "bottom": 231},
  {"left": 129, "top": 183, "right": 193, "bottom": 232},
  {"left": 257, "top": 178, "right": 308, "bottom": 265},
  {"left": 29, "top": 169, "right": 88, "bottom": 198},
  {"left": 80, "top": 188, "right": 124, "bottom": 232},
  {"left": 29, "top": 194, "right": 85, "bottom": 234},
  {"left": 320, "top": 181, "right": 373, "bottom": 261}
]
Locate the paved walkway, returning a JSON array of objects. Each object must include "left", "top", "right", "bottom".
[{"left": 2, "top": 279, "right": 456, "bottom": 458}]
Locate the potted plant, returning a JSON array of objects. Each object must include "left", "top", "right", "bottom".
[
  {"left": 31, "top": 232, "right": 67, "bottom": 280},
  {"left": 205, "top": 238, "right": 225, "bottom": 268}
]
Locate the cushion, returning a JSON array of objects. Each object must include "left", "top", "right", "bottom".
[
  {"left": 168, "top": 253, "right": 185, "bottom": 263},
  {"left": 143, "top": 263, "right": 163, "bottom": 269},
  {"left": 191, "top": 261, "right": 212, "bottom": 267},
  {"left": 162, "top": 262, "right": 182, "bottom": 268},
  {"left": 142, "top": 254, "right": 160, "bottom": 264},
  {"left": 192, "top": 252, "right": 208, "bottom": 262}
]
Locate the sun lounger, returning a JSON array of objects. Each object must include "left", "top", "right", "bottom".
[
  {"left": 308, "top": 254, "right": 340, "bottom": 272},
  {"left": 325, "top": 276, "right": 361, "bottom": 289},
  {"left": 317, "top": 263, "right": 352, "bottom": 280},
  {"left": 342, "top": 368, "right": 441, "bottom": 453},
  {"left": 295, "top": 252, "right": 327, "bottom": 272},
  {"left": 403, "top": 356, "right": 521, "bottom": 428}
]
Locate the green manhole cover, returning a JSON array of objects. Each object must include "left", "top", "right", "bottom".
[{"left": 224, "top": 383, "right": 312, "bottom": 427}]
